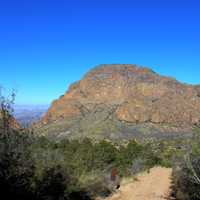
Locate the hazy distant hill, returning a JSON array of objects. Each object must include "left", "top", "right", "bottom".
[
  {"left": 36, "top": 64, "right": 200, "bottom": 140},
  {"left": 14, "top": 105, "right": 49, "bottom": 127}
]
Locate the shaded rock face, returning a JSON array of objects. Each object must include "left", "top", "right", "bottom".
[{"left": 42, "top": 64, "right": 200, "bottom": 128}]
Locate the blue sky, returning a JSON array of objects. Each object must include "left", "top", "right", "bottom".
[{"left": 0, "top": 0, "right": 199, "bottom": 105}]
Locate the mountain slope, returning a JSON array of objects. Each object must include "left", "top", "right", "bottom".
[
  {"left": 0, "top": 112, "right": 21, "bottom": 130},
  {"left": 36, "top": 64, "right": 200, "bottom": 140}
]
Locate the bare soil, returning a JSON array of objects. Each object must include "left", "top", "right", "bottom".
[{"left": 103, "top": 167, "right": 172, "bottom": 200}]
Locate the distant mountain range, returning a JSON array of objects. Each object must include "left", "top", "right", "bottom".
[
  {"left": 35, "top": 64, "right": 200, "bottom": 141},
  {"left": 13, "top": 104, "right": 49, "bottom": 127}
]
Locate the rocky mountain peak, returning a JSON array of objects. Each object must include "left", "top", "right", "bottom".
[{"left": 38, "top": 64, "right": 200, "bottom": 139}]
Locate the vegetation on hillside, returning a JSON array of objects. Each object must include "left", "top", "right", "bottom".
[
  {"left": 171, "top": 128, "right": 200, "bottom": 200},
  {"left": 0, "top": 129, "right": 175, "bottom": 199},
  {"left": 0, "top": 111, "right": 178, "bottom": 198},
  {"left": 0, "top": 91, "right": 195, "bottom": 200}
]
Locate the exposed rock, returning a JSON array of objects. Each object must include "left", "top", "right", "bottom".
[{"left": 37, "top": 64, "right": 200, "bottom": 139}]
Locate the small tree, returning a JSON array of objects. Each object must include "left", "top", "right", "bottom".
[{"left": 0, "top": 87, "right": 16, "bottom": 135}]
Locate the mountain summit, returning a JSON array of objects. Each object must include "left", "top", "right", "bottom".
[{"left": 37, "top": 64, "right": 200, "bottom": 140}]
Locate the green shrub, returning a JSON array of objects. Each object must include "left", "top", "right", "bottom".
[
  {"left": 171, "top": 155, "right": 200, "bottom": 200},
  {"left": 171, "top": 132, "right": 200, "bottom": 200}
]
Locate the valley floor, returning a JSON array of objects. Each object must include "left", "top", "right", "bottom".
[{"left": 102, "top": 167, "right": 172, "bottom": 200}]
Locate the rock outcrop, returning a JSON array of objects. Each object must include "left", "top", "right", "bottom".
[{"left": 37, "top": 64, "right": 200, "bottom": 140}]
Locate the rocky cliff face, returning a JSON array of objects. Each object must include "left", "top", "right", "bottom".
[{"left": 37, "top": 65, "right": 200, "bottom": 140}]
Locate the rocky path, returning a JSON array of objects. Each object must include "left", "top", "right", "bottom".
[{"left": 104, "top": 167, "right": 172, "bottom": 200}]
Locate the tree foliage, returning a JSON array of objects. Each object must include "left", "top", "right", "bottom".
[
  {"left": 171, "top": 132, "right": 200, "bottom": 200},
  {"left": 0, "top": 91, "right": 176, "bottom": 200}
]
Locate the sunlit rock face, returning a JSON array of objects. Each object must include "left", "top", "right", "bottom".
[
  {"left": 41, "top": 64, "right": 200, "bottom": 127},
  {"left": 33, "top": 64, "right": 200, "bottom": 141}
]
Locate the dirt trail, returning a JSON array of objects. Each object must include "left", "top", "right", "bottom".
[{"left": 105, "top": 167, "right": 172, "bottom": 200}]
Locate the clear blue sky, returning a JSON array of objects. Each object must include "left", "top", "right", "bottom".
[{"left": 0, "top": 0, "right": 199, "bottom": 105}]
